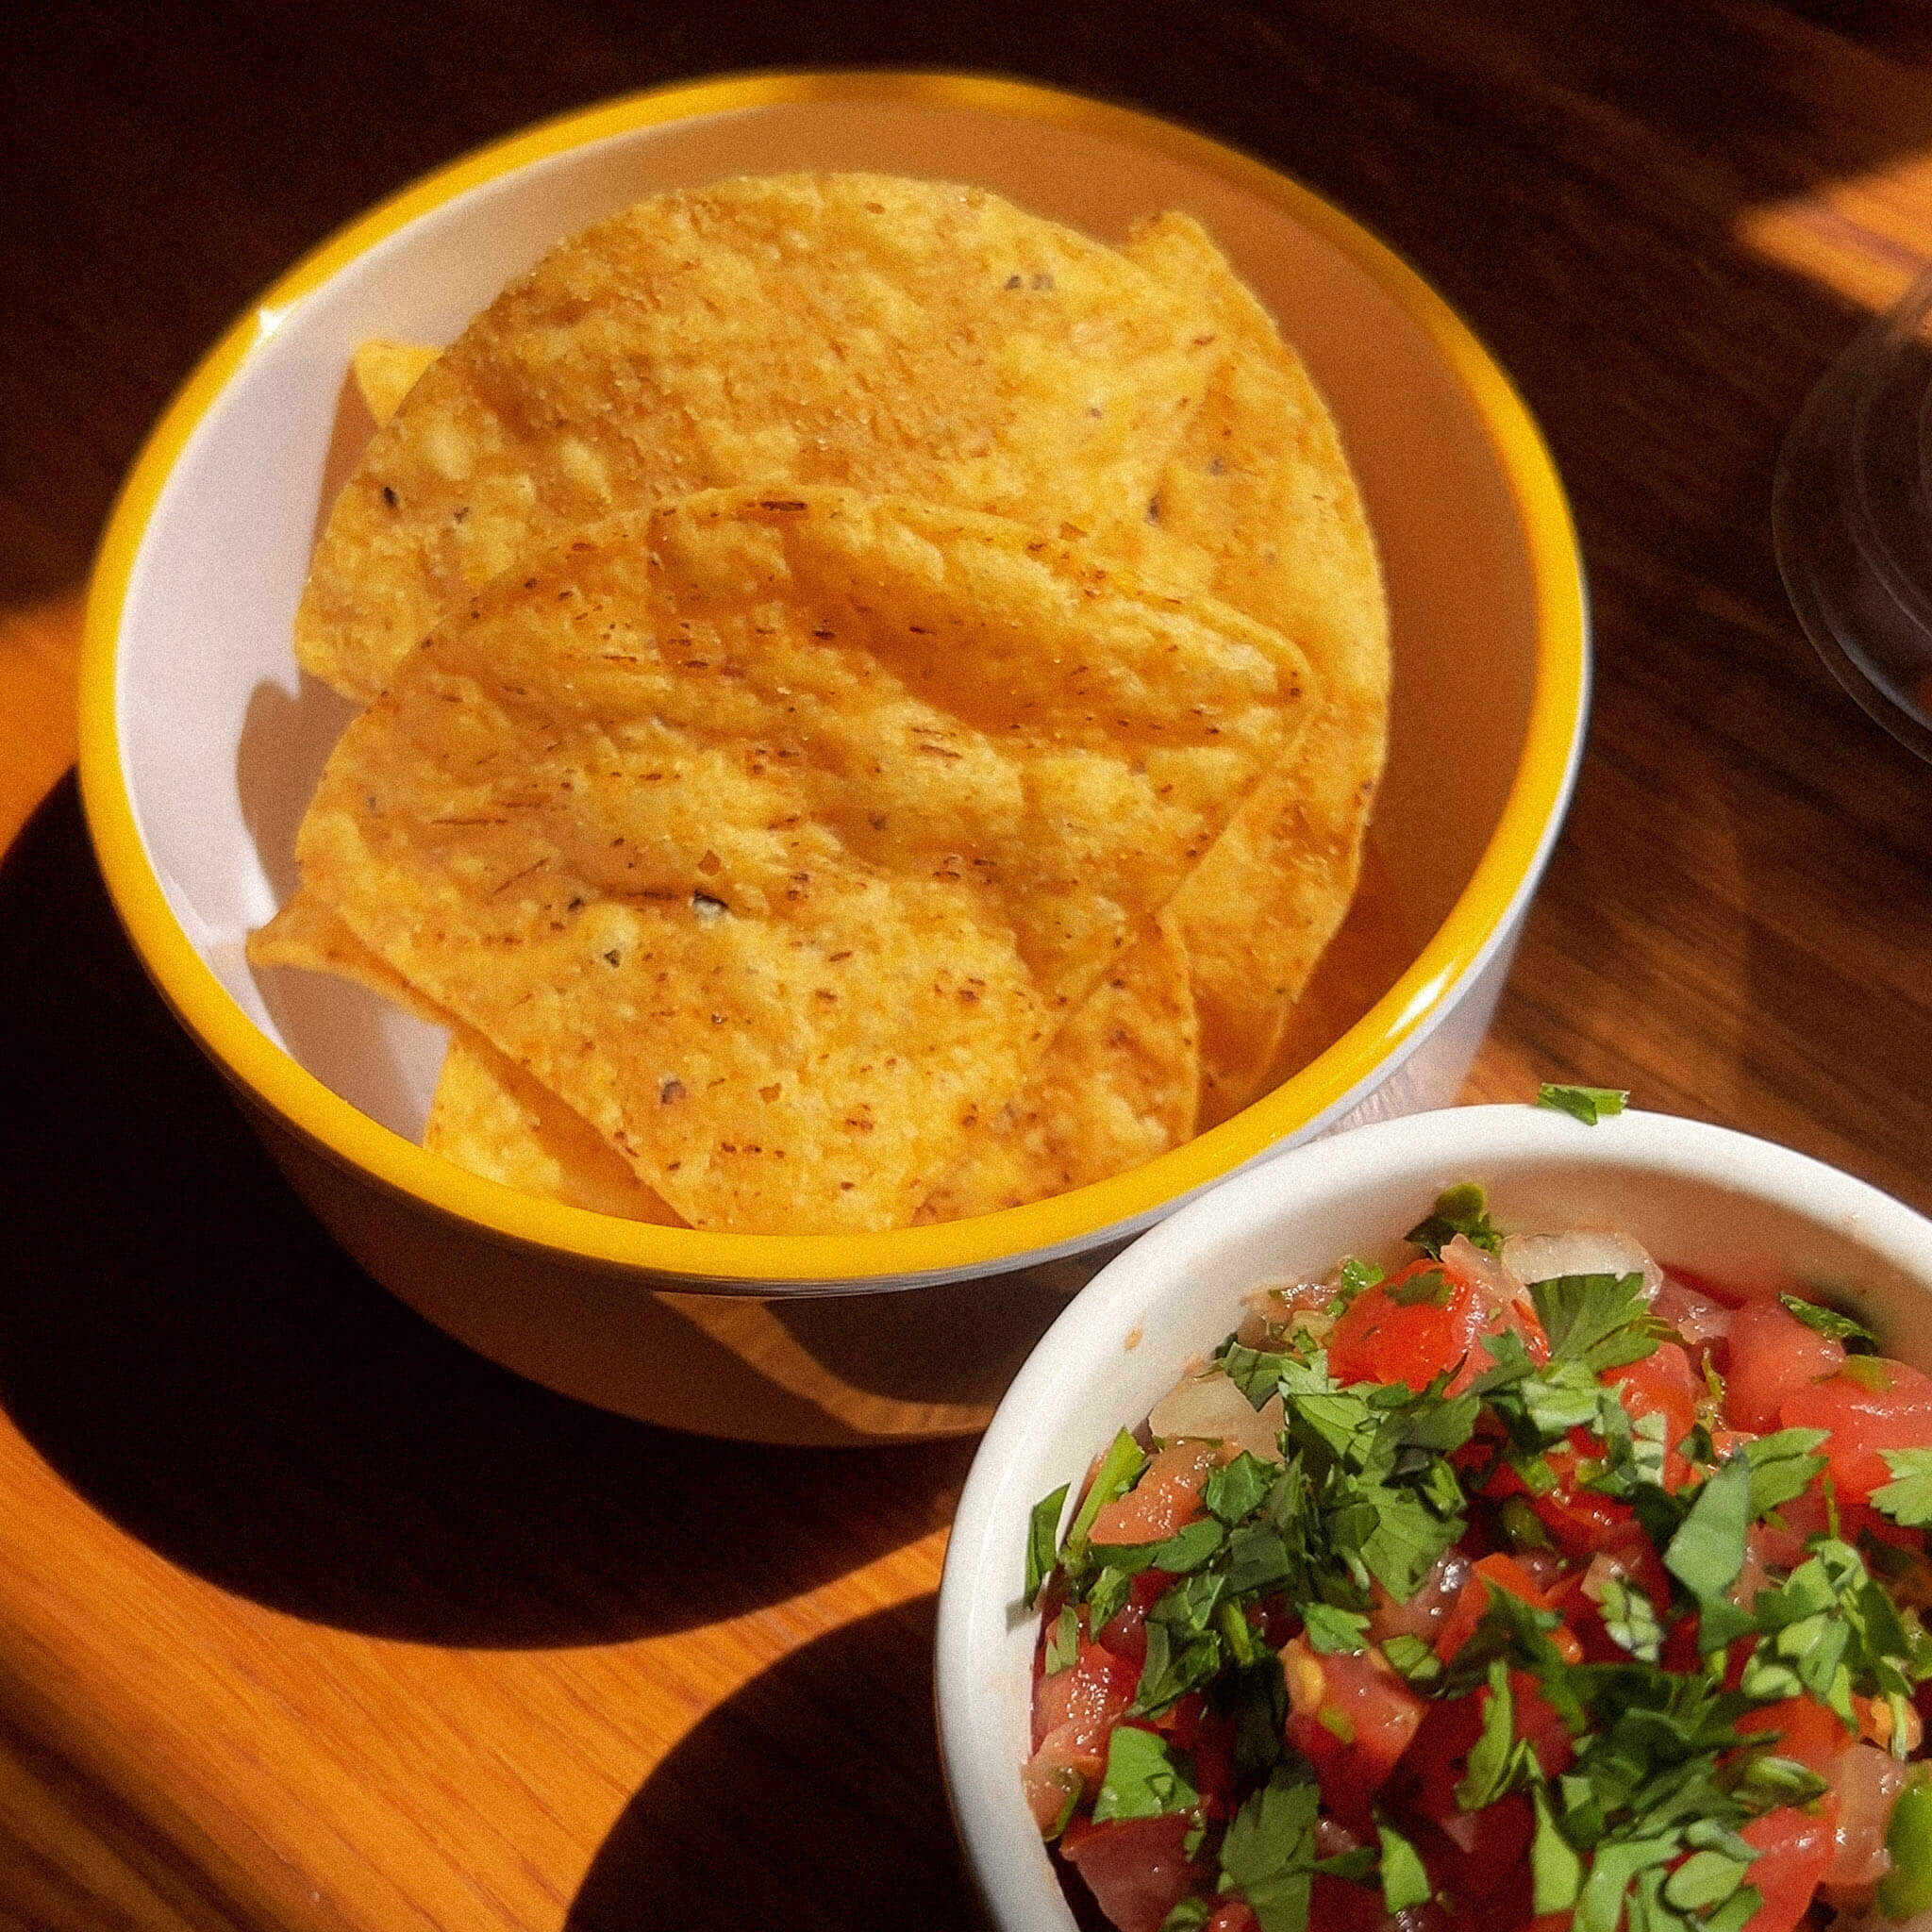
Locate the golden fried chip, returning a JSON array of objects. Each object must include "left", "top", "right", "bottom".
[
  {"left": 351, "top": 339, "right": 441, "bottom": 427},
  {"left": 251, "top": 882, "right": 451, "bottom": 1028},
  {"left": 1121, "top": 214, "right": 1390, "bottom": 1124},
  {"left": 425, "top": 1036, "right": 683, "bottom": 1224},
  {"left": 250, "top": 888, "right": 682, "bottom": 1220},
  {"left": 297, "top": 174, "right": 1230, "bottom": 703},
  {"left": 915, "top": 910, "right": 1199, "bottom": 1222},
  {"left": 291, "top": 488, "right": 1312, "bottom": 1233}
]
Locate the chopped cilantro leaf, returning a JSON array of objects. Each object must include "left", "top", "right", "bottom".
[
  {"left": 1575, "top": 1835, "right": 1677, "bottom": 1932},
  {"left": 1389, "top": 1266, "right": 1453, "bottom": 1308},
  {"left": 1134, "top": 1617, "right": 1224, "bottom": 1716},
  {"left": 1742, "top": 1428, "right": 1829, "bottom": 1519},
  {"left": 1206, "top": 1452, "right": 1278, "bottom": 1525},
  {"left": 1338, "top": 1257, "right": 1384, "bottom": 1300},
  {"left": 1407, "top": 1181, "right": 1504, "bottom": 1258},
  {"left": 1091, "top": 1724, "right": 1200, "bottom": 1823},
  {"left": 1873, "top": 1448, "right": 1932, "bottom": 1528},
  {"left": 1221, "top": 1523, "right": 1296, "bottom": 1598},
  {"left": 1085, "top": 1565, "right": 1130, "bottom": 1637},
  {"left": 1530, "top": 1272, "right": 1659, "bottom": 1373},
  {"left": 1091, "top": 1515, "right": 1227, "bottom": 1577},
  {"left": 1538, "top": 1083, "right": 1629, "bottom": 1124},
  {"left": 1456, "top": 1659, "right": 1541, "bottom": 1808},
  {"left": 1219, "top": 1764, "right": 1320, "bottom": 1932},
  {"left": 1777, "top": 1292, "right": 1877, "bottom": 1354},
  {"left": 1217, "top": 1340, "right": 1298, "bottom": 1411},
  {"left": 1330, "top": 1480, "right": 1466, "bottom": 1602},
  {"left": 1531, "top": 1784, "right": 1584, "bottom": 1914},
  {"left": 1663, "top": 1450, "right": 1752, "bottom": 1605},
  {"left": 1024, "top": 1482, "right": 1069, "bottom": 1607},
  {"left": 1158, "top": 1902, "right": 1211, "bottom": 1931},
  {"left": 1663, "top": 1847, "right": 1755, "bottom": 1911},
  {"left": 1299, "top": 1603, "right": 1370, "bottom": 1654},
  {"left": 1376, "top": 1820, "right": 1433, "bottom": 1912},
  {"left": 1597, "top": 1573, "right": 1665, "bottom": 1663},
  {"left": 1380, "top": 1632, "right": 1443, "bottom": 1688},
  {"left": 1044, "top": 1605, "right": 1081, "bottom": 1674},
  {"left": 1064, "top": 1432, "right": 1146, "bottom": 1566}
]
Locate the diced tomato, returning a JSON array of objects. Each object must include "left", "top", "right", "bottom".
[
  {"left": 1095, "top": 1570, "right": 1173, "bottom": 1666},
  {"left": 1435, "top": 1551, "right": 1579, "bottom": 1663},
  {"left": 1090, "top": 1441, "right": 1215, "bottom": 1546},
  {"left": 1737, "top": 1801, "right": 1840, "bottom": 1932},
  {"left": 1022, "top": 1743, "right": 1085, "bottom": 1835},
  {"left": 1329, "top": 1257, "right": 1489, "bottom": 1392},
  {"left": 1329, "top": 1246, "right": 1548, "bottom": 1395},
  {"left": 1749, "top": 1487, "right": 1832, "bottom": 1570},
  {"left": 1823, "top": 1741, "right": 1912, "bottom": 1890},
  {"left": 1402, "top": 1670, "right": 1572, "bottom": 1824},
  {"left": 1060, "top": 1811, "right": 1209, "bottom": 1932},
  {"left": 1204, "top": 1903, "right": 1261, "bottom": 1932},
  {"left": 1514, "top": 1672, "right": 1577, "bottom": 1779},
  {"left": 1780, "top": 1358, "right": 1932, "bottom": 1503},
  {"left": 1032, "top": 1641, "right": 1140, "bottom": 1756},
  {"left": 1530, "top": 1450, "right": 1641, "bottom": 1560},
  {"left": 1371, "top": 1547, "right": 1474, "bottom": 1648},
  {"left": 1405, "top": 1689, "right": 1487, "bottom": 1823},
  {"left": 1734, "top": 1697, "right": 1851, "bottom": 1774},
  {"left": 1190, "top": 1707, "right": 1238, "bottom": 1818},
  {"left": 1308, "top": 1874, "right": 1386, "bottom": 1932},
  {"left": 1430, "top": 1790, "right": 1535, "bottom": 1895},
  {"left": 1281, "top": 1636, "right": 1425, "bottom": 1830},
  {"left": 1724, "top": 1301, "right": 1846, "bottom": 1433},
  {"left": 1606, "top": 1342, "right": 1703, "bottom": 1490},
  {"left": 1541, "top": 1569, "right": 1623, "bottom": 1665},
  {"left": 1151, "top": 1690, "right": 1206, "bottom": 1752}
]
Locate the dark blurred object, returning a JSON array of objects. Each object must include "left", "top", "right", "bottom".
[{"left": 1776, "top": 269, "right": 1932, "bottom": 761}]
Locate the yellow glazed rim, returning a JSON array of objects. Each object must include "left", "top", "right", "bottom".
[{"left": 78, "top": 70, "right": 1588, "bottom": 1289}]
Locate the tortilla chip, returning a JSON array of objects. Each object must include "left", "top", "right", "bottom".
[
  {"left": 351, "top": 339, "right": 441, "bottom": 427},
  {"left": 1122, "top": 214, "right": 1390, "bottom": 1124},
  {"left": 250, "top": 887, "right": 683, "bottom": 1220},
  {"left": 297, "top": 174, "right": 1230, "bottom": 704},
  {"left": 289, "top": 487, "right": 1311, "bottom": 1233},
  {"left": 250, "top": 883, "right": 451, "bottom": 1029},
  {"left": 915, "top": 909, "right": 1199, "bottom": 1221},
  {"left": 425, "top": 1035, "right": 683, "bottom": 1224}
]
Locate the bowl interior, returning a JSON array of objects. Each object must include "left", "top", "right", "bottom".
[
  {"left": 935, "top": 1104, "right": 1932, "bottom": 1930},
  {"left": 87, "top": 76, "right": 1584, "bottom": 1285}
]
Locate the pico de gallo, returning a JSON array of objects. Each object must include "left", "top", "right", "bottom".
[{"left": 1022, "top": 1184, "right": 1932, "bottom": 1932}]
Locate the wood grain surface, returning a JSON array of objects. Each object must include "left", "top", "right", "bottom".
[{"left": 3, "top": 2, "right": 1931, "bottom": 1926}]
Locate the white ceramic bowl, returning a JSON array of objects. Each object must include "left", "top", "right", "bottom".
[
  {"left": 77, "top": 75, "right": 1588, "bottom": 1443},
  {"left": 934, "top": 1102, "right": 1932, "bottom": 1929}
]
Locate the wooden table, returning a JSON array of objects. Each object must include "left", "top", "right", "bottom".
[{"left": 4, "top": 3, "right": 1930, "bottom": 1925}]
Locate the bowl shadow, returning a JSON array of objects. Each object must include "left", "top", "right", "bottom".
[
  {"left": 565, "top": 1595, "right": 986, "bottom": 1932},
  {"left": 0, "top": 775, "right": 974, "bottom": 1646}
]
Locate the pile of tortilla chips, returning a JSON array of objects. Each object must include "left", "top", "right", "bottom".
[{"left": 251, "top": 174, "right": 1389, "bottom": 1236}]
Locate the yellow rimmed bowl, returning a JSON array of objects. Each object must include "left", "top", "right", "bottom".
[{"left": 77, "top": 73, "right": 1589, "bottom": 1444}]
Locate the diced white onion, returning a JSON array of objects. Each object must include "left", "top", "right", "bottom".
[
  {"left": 1500, "top": 1227, "right": 1663, "bottom": 1300},
  {"left": 1147, "top": 1370, "right": 1285, "bottom": 1460},
  {"left": 1442, "top": 1233, "right": 1530, "bottom": 1316}
]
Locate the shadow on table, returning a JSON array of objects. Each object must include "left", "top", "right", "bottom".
[
  {"left": 0, "top": 776, "right": 974, "bottom": 1647},
  {"left": 566, "top": 1595, "right": 986, "bottom": 1932}
]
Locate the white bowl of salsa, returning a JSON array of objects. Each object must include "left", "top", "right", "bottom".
[{"left": 935, "top": 1102, "right": 1932, "bottom": 1932}]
